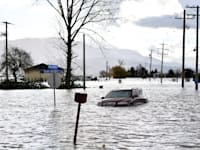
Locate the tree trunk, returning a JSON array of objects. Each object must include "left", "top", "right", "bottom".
[
  {"left": 65, "top": 29, "right": 72, "bottom": 89},
  {"left": 66, "top": 43, "right": 72, "bottom": 88},
  {"left": 13, "top": 71, "right": 17, "bottom": 83}
]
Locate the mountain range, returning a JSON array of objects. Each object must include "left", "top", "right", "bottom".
[{"left": 0, "top": 37, "right": 187, "bottom": 76}]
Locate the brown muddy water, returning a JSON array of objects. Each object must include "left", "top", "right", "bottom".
[{"left": 0, "top": 78, "right": 200, "bottom": 150}]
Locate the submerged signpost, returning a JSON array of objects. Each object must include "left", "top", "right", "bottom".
[
  {"left": 45, "top": 65, "right": 62, "bottom": 107},
  {"left": 73, "top": 92, "right": 87, "bottom": 145},
  {"left": 73, "top": 34, "right": 87, "bottom": 145}
]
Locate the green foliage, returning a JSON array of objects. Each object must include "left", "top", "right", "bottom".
[
  {"left": 127, "top": 67, "right": 136, "bottom": 77},
  {"left": 127, "top": 64, "right": 148, "bottom": 78},
  {"left": 166, "top": 69, "right": 175, "bottom": 77},
  {"left": 185, "top": 68, "right": 194, "bottom": 78},
  {"left": 111, "top": 66, "right": 127, "bottom": 78}
]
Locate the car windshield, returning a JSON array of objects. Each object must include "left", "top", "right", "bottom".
[{"left": 105, "top": 90, "right": 132, "bottom": 98}]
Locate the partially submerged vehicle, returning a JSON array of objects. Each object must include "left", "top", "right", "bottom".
[{"left": 97, "top": 88, "right": 148, "bottom": 107}]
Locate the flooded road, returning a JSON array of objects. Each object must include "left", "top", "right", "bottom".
[{"left": 0, "top": 78, "right": 200, "bottom": 149}]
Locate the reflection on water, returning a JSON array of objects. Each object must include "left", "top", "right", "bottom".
[{"left": 0, "top": 78, "right": 200, "bottom": 149}]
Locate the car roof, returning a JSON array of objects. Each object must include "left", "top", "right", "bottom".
[{"left": 111, "top": 88, "right": 141, "bottom": 91}]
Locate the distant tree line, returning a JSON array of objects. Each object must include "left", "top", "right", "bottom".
[{"left": 100, "top": 64, "right": 195, "bottom": 79}]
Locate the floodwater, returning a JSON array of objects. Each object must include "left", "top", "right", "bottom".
[{"left": 0, "top": 78, "right": 200, "bottom": 150}]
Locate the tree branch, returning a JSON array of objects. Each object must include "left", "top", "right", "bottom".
[
  {"left": 71, "top": 0, "right": 98, "bottom": 41},
  {"left": 71, "top": 0, "right": 85, "bottom": 28},
  {"left": 46, "top": 0, "right": 61, "bottom": 14},
  {"left": 58, "top": 32, "right": 68, "bottom": 46},
  {"left": 58, "top": 0, "right": 69, "bottom": 27}
]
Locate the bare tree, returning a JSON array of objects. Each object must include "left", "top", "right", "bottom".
[
  {"left": 0, "top": 47, "right": 33, "bottom": 82},
  {"left": 40, "top": 0, "right": 122, "bottom": 88}
]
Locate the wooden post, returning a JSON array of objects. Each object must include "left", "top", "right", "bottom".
[
  {"left": 53, "top": 72, "right": 56, "bottom": 107},
  {"left": 73, "top": 93, "right": 87, "bottom": 145},
  {"left": 73, "top": 103, "right": 81, "bottom": 145},
  {"left": 149, "top": 49, "right": 153, "bottom": 81},
  {"left": 83, "top": 34, "right": 86, "bottom": 90},
  {"left": 182, "top": 10, "right": 186, "bottom": 88},
  {"left": 160, "top": 43, "right": 164, "bottom": 84},
  {"left": 195, "top": 6, "right": 199, "bottom": 90}
]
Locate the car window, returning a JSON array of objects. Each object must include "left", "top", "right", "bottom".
[{"left": 105, "top": 90, "right": 132, "bottom": 98}]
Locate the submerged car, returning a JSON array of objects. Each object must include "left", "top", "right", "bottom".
[{"left": 97, "top": 88, "right": 148, "bottom": 107}]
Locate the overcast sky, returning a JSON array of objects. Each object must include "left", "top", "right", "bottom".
[{"left": 0, "top": 0, "right": 200, "bottom": 61}]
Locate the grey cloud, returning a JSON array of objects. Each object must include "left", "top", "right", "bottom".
[
  {"left": 135, "top": 14, "right": 196, "bottom": 29},
  {"left": 135, "top": 15, "right": 182, "bottom": 28},
  {"left": 132, "top": 0, "right": 198, "bottom": 29},
  {"left": 178, "top": 0, "right": 200, "bottom": 7}
]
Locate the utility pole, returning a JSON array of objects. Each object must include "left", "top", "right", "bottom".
[
  {"left": 175, "top": 9, "right": 193, "bottom": 88},
  {"left": 187, "top": 5, "right": 199, "bottom": 90},
  {"left": 149, "top": 49, "right": 154, "bottom": 80},
  {"left": 106, "top": 61, "right": 109, "bottom": 80},
  {"left": 83, "top": 34, "right": 86, "bottom": 90},
  {"left": 158, "top": 43, "right": 168, "bottom": 84},
  {"left": 196, "top": 6, "right": 199, "bottom": 90},
  {"left": 175, "top": 10, "right": 186, "bottom": 88},
  {"left": 2, "top": 21, "right": 12, "bottom": 82},
  {"left": 182, "top": 10, "right": 186, "bottom": 88}
]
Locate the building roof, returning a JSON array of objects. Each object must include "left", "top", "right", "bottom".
[{"left": 24, "top": 63, "right": 64, "bottom": 72}]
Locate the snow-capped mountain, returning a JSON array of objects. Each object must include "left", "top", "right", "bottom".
[{"left": 0, "top": 37, "right": 182, "bottom": 75}]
